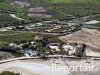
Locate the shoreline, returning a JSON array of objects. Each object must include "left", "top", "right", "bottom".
[{"left": 0, "top": 58, "right": 100, "bottom": 75}]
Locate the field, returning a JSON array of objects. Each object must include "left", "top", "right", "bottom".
[
  {"left": 0, "top": 31, "right": 60, "bottom": 46},
  {"left": 0, "top": 0, "right": 100, "bottom": 29},
  {"left": 49, "top": 0, "right": 100, "bottom": 4},
  {"left": 59, "top": 28, "right": 100, "bottom": 51}
]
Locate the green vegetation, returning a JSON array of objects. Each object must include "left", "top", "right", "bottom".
[
  {"left": 27, "top": 0, "right": 100, "bottom": 18},
  {"left": 11, "top": 33, "right": 34, "bottom": 41},
  {"left": 0, "top": 31, "right": 60, "bottom": 46},
  {"left": 0, "top": 71, "right": 20, "bottom": 75},
  {"left": 0, "top": 0, "right": 100, "bottom": 17},
  {"left": 0, "top": 0, "right": 26, "bottom": 13},
  {"left": 1, "top": 32, "right": 35, "bottom": 42},
  {"left": 49, "top": 0, "right": 100, "bottom": 4},
  {"left": 0, "top": 40, "right": 8, "bottom": 47},
  {"left": 0, "top": 1, "right": 99, "bottom": 30},
  {"left": 0, "top": 0, "right": 100, "bottom": 26},
  {"left": 0, "top": 31, "right": 17, "bottom": 34},
  {"left": 0, "top": 13, "right": 17, "bottom": 24}
]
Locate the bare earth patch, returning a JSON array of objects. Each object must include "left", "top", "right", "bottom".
[
  {"left": 59, "top": 28, "right": 100, "bottom": 56},
  {"left": 0, "top": 51, "right": 15, "bottom": 60}
]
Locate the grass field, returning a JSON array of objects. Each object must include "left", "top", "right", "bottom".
[
  {"left": 0, "top": 0, "right": 100, "bottom": 26},
  {"left": 0, "top": 31, "right": 60, "bottom": 46},
  {"left": 49, "top": 0, "right": 100, "bottom": 4},
  {"left": 1, "top": 0, "right": 100, "bottom": 4}
]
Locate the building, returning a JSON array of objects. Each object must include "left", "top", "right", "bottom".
[
  {"left": 48, "top": 43, "right": 60, "bottom": 52},
  {"left": 62, "top": 44, "right": 76, "bottom": 55},
  {"left": 84, "top": 20, "right": 100, "bottom": 25},
  {"left": 62, "top": 42, "right": 86, "bottom": 56}
]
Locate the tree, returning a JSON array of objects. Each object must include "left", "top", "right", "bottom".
[{"left": 0, "top": 71, "right": 20, "bottom": 75}]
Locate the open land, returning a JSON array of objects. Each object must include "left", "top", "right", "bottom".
[
  {"left": 0, "top": 58, "right": 100, "bottom": 75},
  {"left": 59, "top": 28, "right": 100, "bottom": 56}
]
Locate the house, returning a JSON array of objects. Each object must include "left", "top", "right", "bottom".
[
  {"left": 36, "top": 23, "right": 43, "bottom": 26},
  {"left": 9, "top": 43, "right": 23, "bottom": 50},
  {"left": 48, "top": 43, "right": 60, "bottom": 52},
  {"left": 30, "top": 41, "right": 38, "bottom": 48},
  {"left": 0, "top": 28, "right": 6, "bottom": 31},
  {"left": 62, "top": 44, "right": 75, "bottom": 51},
  {"left": 84, "top": 20, "right": 100, "bottom": 25},
  {"left": 6, "top": 27, "right": 13, "bottom": 30},
  {"left": 62, "top": 44, "right": 76, "bottom": 55},
  {"left": 26, "top": 26, "right": 34, "bottom": 30},
  {"left": 10, "top": 1, "right": 30, "bottom": 8},
  {"left": 68, "top": 23, "right": 75, "bottom": 27},
  {"left": 28, "top": 7, "right": 47, "bottom": 13},
  {"left": 62, "top": 42, "right": 86, "bottom": 56},
  {"left": 9, "top": 43, "right": 17, "bottom": 49}
]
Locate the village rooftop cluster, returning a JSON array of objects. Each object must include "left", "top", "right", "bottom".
[{"left": 6, "top": 34, "right": 86, "bottom": 57}]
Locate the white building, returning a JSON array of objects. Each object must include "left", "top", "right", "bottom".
[
  {"left": 62, "top": 44, "right": 76, "bottom": 55},
  {"left": 84, "top": 20, "right": 100, "bottom": 25},
  {"left": 48, "top": 43, "right": 60, "bottom": 52},
  {"left": 49, "top": 45, "right": 60, "bottom": 52}
]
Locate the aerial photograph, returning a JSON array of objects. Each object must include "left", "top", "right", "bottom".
[{"left": 0, "top": 0, "right": 100, "bottom": 75}]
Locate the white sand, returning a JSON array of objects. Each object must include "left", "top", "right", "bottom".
[
  {"left": 0, "top": 59, "right": 70, "bottom": 75},
  {"left": 1, "top": 58, "right": 100, "bottom": 75}
]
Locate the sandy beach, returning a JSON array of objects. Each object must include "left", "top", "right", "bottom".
[
  {"left": 0, "top": 58, "right": 100, "bottom": 75},
  {"left": 0, "top": 58, "right": 70, "bottom": 75}
]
